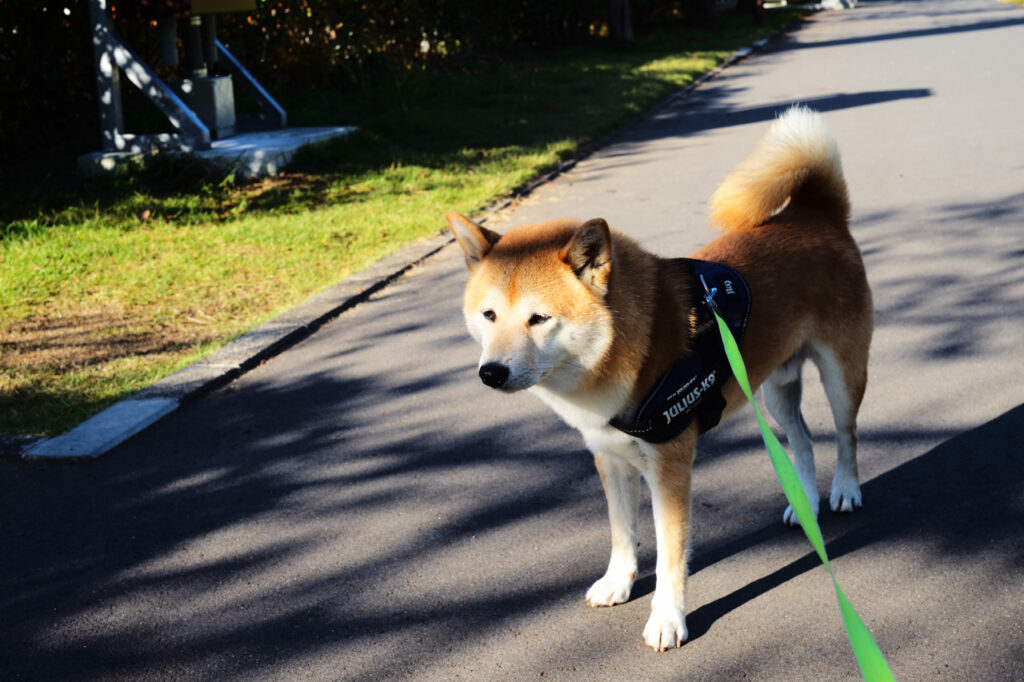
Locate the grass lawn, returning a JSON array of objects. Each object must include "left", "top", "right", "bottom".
[{"left": 0, "top": 9, "right": 806, "bottom": 436}]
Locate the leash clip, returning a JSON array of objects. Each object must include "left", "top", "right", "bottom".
[{"left": 699, "top": 274, "right": 720, "bottom": 315}]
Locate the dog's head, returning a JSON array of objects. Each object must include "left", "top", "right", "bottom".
[{"left": 446, "top": 212, "right": 616, "bottom": 393}]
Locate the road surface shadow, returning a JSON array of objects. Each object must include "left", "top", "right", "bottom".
[
  {"left": 684, "top": 402, "right": 1023, "bottom": 642},
  {"left": 792, "top": 4, "right": 1024, "bottom": 51}
]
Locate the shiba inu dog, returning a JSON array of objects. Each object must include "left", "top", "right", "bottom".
[{"left": 446, "top": 107, "right": 872, "bottom": 651}]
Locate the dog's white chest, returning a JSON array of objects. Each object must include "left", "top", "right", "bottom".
[
  {"left": 580, "top": 424, "right": 653, "bottom": 472},
  {"left": 530, "top": 384, "right": 653, "bottom": 472}
]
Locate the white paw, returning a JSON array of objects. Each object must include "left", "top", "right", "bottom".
[
  {"left": 782, "top": 497, "right": 820, "bottom": 527},
  {"left": 643, "top": 605, "right": 687, "bottom": 651},
  {"left": 830, "top": 475, "right": 862, "bottom": 513},
  {"left": 586, "top": 570, "right": 635, "bottom": 607}
]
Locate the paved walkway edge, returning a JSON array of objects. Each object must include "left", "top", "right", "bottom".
[
  {"left": 16, "top": 14, "right": 813, "bottom": 461},
  {"left": 20, "top": 234, "right": 452, "bottom": 460}
]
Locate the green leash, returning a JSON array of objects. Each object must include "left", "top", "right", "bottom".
[{"left": 704, "top": 286, "right": 895, "bottom": 682}]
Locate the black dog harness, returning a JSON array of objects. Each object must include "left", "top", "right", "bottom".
[{"left": 609, "top": 258, "right": 751, "bottom": 443}]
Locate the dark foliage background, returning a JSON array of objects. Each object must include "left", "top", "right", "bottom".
[{"left": 0, "top": 1, "right": 712, "bottom": 165}]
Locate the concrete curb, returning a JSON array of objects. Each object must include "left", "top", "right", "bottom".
[{"left": 15, "top": 16, "right": 808, "bottom": 461}]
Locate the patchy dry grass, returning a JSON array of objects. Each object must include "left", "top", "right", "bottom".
[{"left": 1, "top": 311, "right": 222, "bottom": 435}]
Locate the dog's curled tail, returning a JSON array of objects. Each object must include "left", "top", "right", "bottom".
[{"left": 710, "top": 106, "right": 849, "bottom": 232}]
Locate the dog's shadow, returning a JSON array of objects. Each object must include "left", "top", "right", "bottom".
[{"left": 629, "top": 404, "right": 1023, "bottom": 642}]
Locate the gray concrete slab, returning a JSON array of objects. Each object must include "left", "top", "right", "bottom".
[
  {"left": 3, "top": 1, "right": 1023, "bottom": 679},
  {"left": 78, "top": 126, "right": 355, "bottom": 179},
  {"left": 196, "top": 127, "right": 356, "bottom": 178}
]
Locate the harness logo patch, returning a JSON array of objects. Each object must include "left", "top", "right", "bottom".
[
  {"left": 662, "top": 371, "right": 717, "bottom": 424},
  {"left": 724, "top": 279, "right": 735, "bottom": 295}
]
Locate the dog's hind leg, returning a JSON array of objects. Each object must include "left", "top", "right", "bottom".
[
  {"left": 764, "top": 353, "right": 821, "bottom": 526},
  {"left": 810, "top": 339, "right": 868, "bottom": 513},
  {"left": 587, "top": 452, "right": 641, "bottom": 607}
]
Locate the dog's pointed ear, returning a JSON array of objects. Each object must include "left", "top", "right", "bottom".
[
  {"left": 446, "top": 212, "right": 502, "bottom": 272},
  {"left": 562, "top": 218, "right": 612, "bottom": 297}
]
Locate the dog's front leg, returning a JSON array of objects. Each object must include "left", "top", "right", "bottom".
[
  {"left": 643, "top": 429, "right": 697, "bottom": 651},
  {"left": 587, "top": 452, "right": 641, "bottom": 607}
]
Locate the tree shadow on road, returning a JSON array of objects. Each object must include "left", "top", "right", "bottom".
[
  {"left": 0, "top": 277, "right": 609, "bottom": 679},
  {"left": 2, "top": 312, "right": 1021, "bottom": 680},
  {"left": 684, "top": 402, "right": 1024, "bottom": 642},
  {"left": 790, "top": 1, "right": 1024, "bottom": 51}
]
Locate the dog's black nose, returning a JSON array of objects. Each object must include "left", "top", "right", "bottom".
[{"left": 479, "top": 362, "right": 510, "bottom": 388}]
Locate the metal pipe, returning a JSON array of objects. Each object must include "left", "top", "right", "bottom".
[
  {"left": 202, "top": 15, "right": 218, "bottom": 66},
  {"left": 183, "top": 15, "right": 207, "bottom": 77}
]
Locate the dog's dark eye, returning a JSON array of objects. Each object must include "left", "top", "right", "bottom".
[
  {"left": 528, "top": 313, "right": 551, "bottom": 326},
  {"left": 482, "top": 310, "right": 496, "bottom": 322}
]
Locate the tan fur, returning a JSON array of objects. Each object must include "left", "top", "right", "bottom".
[
  {"left": 446, "top": 107, "right": 872, "bottom": 651},
  {"left": 710, "top": 105, "right": 850, "bottom": 232}
]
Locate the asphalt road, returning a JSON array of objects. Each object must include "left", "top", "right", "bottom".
[{"left": 3, "top": 1, "right": 1023, "bottom": 679}]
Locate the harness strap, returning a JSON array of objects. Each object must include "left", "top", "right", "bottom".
[{"left": 609, "top": 258, "right": 751, "bottom": 443}]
